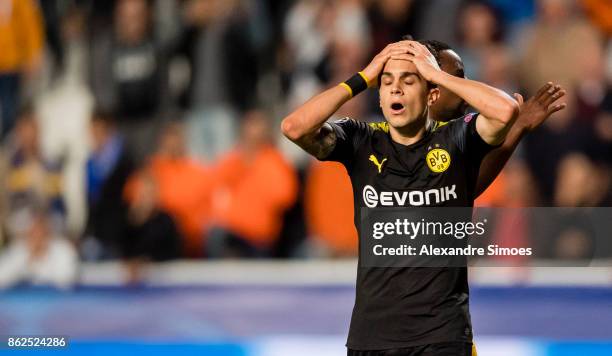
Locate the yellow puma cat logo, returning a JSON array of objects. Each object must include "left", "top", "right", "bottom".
[{"left": 369, "top": 154, "right": 387, "bottom": 173}]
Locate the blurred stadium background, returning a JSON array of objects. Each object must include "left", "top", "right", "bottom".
[{"left": 0, "top": 0, "right": 611, "bottom": 355}]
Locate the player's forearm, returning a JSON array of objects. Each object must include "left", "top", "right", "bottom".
[
  {"left": 281, "top": 85, "right": 351, "bottom": 142},
  {"left": 474, "top": 122, "right": 527, "bottom": 197},
  {"left": 431, "top": 70, "right": 519, "bottom": 126}
]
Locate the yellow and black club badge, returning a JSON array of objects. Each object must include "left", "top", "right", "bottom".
[{"left": 426, "top": 145, "right": 451, "bottom": 173}]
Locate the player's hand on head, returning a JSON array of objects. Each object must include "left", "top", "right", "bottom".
[
  {"left": 362, "top": 42, "right": 413, "bottom": 87},
  {"left": 514, "top": 82, "right": 567, "bottom": 132},
  {"left": 389, "top": 41, "right": 441, "bottom": 81}
]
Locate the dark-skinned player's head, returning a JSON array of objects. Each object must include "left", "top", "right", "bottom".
[
  {"left": 378, "top": 37, "right": 441, "bottom": 132},
  {"left": 419, "top": 40, "right": 469, "bottom": 122}
]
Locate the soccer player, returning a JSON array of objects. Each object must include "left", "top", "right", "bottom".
[
  {"left": 423, "top": 40, "right": 566, "bottom": 197},
  {"left": 282, "top": 40, "right": 519, "bottom": 355}
]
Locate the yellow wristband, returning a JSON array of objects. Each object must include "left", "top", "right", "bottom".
[
  {"left": 358, "top": 71, "right": 371, "bottom": 88},
  {"left": 339, "top": 82, "right": 353, "bottom": 98}
]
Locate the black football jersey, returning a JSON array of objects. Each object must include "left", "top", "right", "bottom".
[{"left": 320, "top": 113, "right": 494, "bottom": 350}]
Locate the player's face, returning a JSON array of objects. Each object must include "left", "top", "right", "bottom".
[
  {"left": 430, "top": 50, "right": 468, "bottom": 122},
  {"left": 379, "top": 59, "right": 438, "bottom": 129}
]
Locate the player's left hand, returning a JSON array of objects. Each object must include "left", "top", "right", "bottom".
[
  {"left": 513, "top": 82, "right": 566, "bottom": 132},
  {"left": 390, "top": 41, "right": 441, "bottom": 82}
]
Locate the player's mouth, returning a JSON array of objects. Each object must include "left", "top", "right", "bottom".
[{"left": 390, "top": 102, "right": 405, "bottom": 115}]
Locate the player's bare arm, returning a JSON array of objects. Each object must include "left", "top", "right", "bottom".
[
  {"left": 474, "top": 82, "right": 567, "bottom": 197},
  {"left": 280, "top": 86, "right": 348, "bottom": 159},
  {"left": 392, "top": 41, "right": 520, "bottom": 145},
  {"left": 281, "top": 43, "right": 408, "bottom": 159}
]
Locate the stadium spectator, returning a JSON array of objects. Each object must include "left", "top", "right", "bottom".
[
  {"left": 535, "top": 207, "right": 598, "bottom": 260},
  {"left": 125, "top": 172, "right": 181, "bottom": 261},
  {"left": 478, "top": 44, "right": 518, "bottom": 95},
  {"left": 522, "top": 89, "right": 597, "bottom": 204},
  {"left": 553, "top": 225, "right": 595, "bottom": 260},
  {"left": 366, "top": 0, "right": 416, "bottom": 55},
  {"left": 456, "top": 0, "right": 505, "bottom": 80},
  {"left": 518, "top": 0, "right": 603, "bottom": 96},
  {"left": 82, "top": 111, "right": 134, "bottom": 260},
  {"left": 125, "top": 121, "right": 215, "bottom": 258},
  {"left": 122, "top": 171, "right": 181, "bottom": 284},
  {"left": 283, "top": 0, "right": 335, "bottom": 109},
  {"left": 0, "top": 108, "right": 65, "bottom": 241},
  {"left": 303, "top": 161, "right": 357, "bottom": 257},
  {"left": 328, "top": 0, "right": 371, "bottom": 120},
  {"left": 36, "top": 4, "right": 93, "bottom": 237},
  {"left": 38, "top": 0, "right": 64, "bottom": 78},
  {"left": 89, "top": 0, "right": 168, "bottom": 162},
  {"left": 0, "top": 0, "right": 44, "bottom": 139},
  {"left": 554, "top": 153, "right": 610, "bottom": 207},
  {"left": 475, "top": 160, "right": 538, "bottom": 263},
  {"left": 208, "top": 110, "right": 298, "bottom": 258},
  {"left": 0, "top": 204, "right": 77, "bottom": 289},
  {"left": 179, "top": 0, "right": 258, "bottom": 162},
  {"left": 413, "top": 0, "right": 463, "bottom": 48}
]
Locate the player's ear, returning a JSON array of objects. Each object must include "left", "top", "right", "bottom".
[{"left": 427, "top": 87, "right": 440, "bottom": 107}]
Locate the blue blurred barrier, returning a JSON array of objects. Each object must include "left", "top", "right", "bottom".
[{"left": 1, "top": 285, "right": 611, "bottom": 355}]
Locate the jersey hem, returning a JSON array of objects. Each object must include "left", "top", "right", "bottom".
[{"left": 346, "top": 335, "right": 472, "bottom": 351}]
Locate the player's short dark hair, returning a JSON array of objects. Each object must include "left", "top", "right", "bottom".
[
  {"left": 419, "top": 39, "right": 465, "bottom": 78},
  {"left": 418, "top": 39, "right": 452, "bottom": 54},
  {"left": 376, "top": 34, "right": 440, "bottom": 90},
  {"left": 401, "top": 34, "right": 442, "bottom": 68}
]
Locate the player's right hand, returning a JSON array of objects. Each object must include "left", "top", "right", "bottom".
[
  {"left": 361, "top": 43, "right": 412, "bottom": 87},
  {"left": 513, "top": 82, "right": 566, "bottom": 132}
]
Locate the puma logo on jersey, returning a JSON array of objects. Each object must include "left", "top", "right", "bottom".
[{"left": 369, "top": 155, "right": 387, "bottom": 173}]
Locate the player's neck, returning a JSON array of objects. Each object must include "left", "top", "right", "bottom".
[{"left": 388, "top": 116, "right": 428, "bottom": 146}]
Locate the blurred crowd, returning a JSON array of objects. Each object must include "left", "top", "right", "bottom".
[{"left": 0, "top": 0, "right": 610, "bottom": 287}]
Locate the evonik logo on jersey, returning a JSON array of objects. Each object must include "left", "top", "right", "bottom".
[{"left": 362, "top": 185, "right": 458, "bottom": 208}]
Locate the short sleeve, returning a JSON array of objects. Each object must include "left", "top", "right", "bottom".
[
  {"left": 447, "top": 113, "right": 497, "bottom": 167},
  {"left": 319, "top": 118, "right": 370, "bottom": 168}
]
